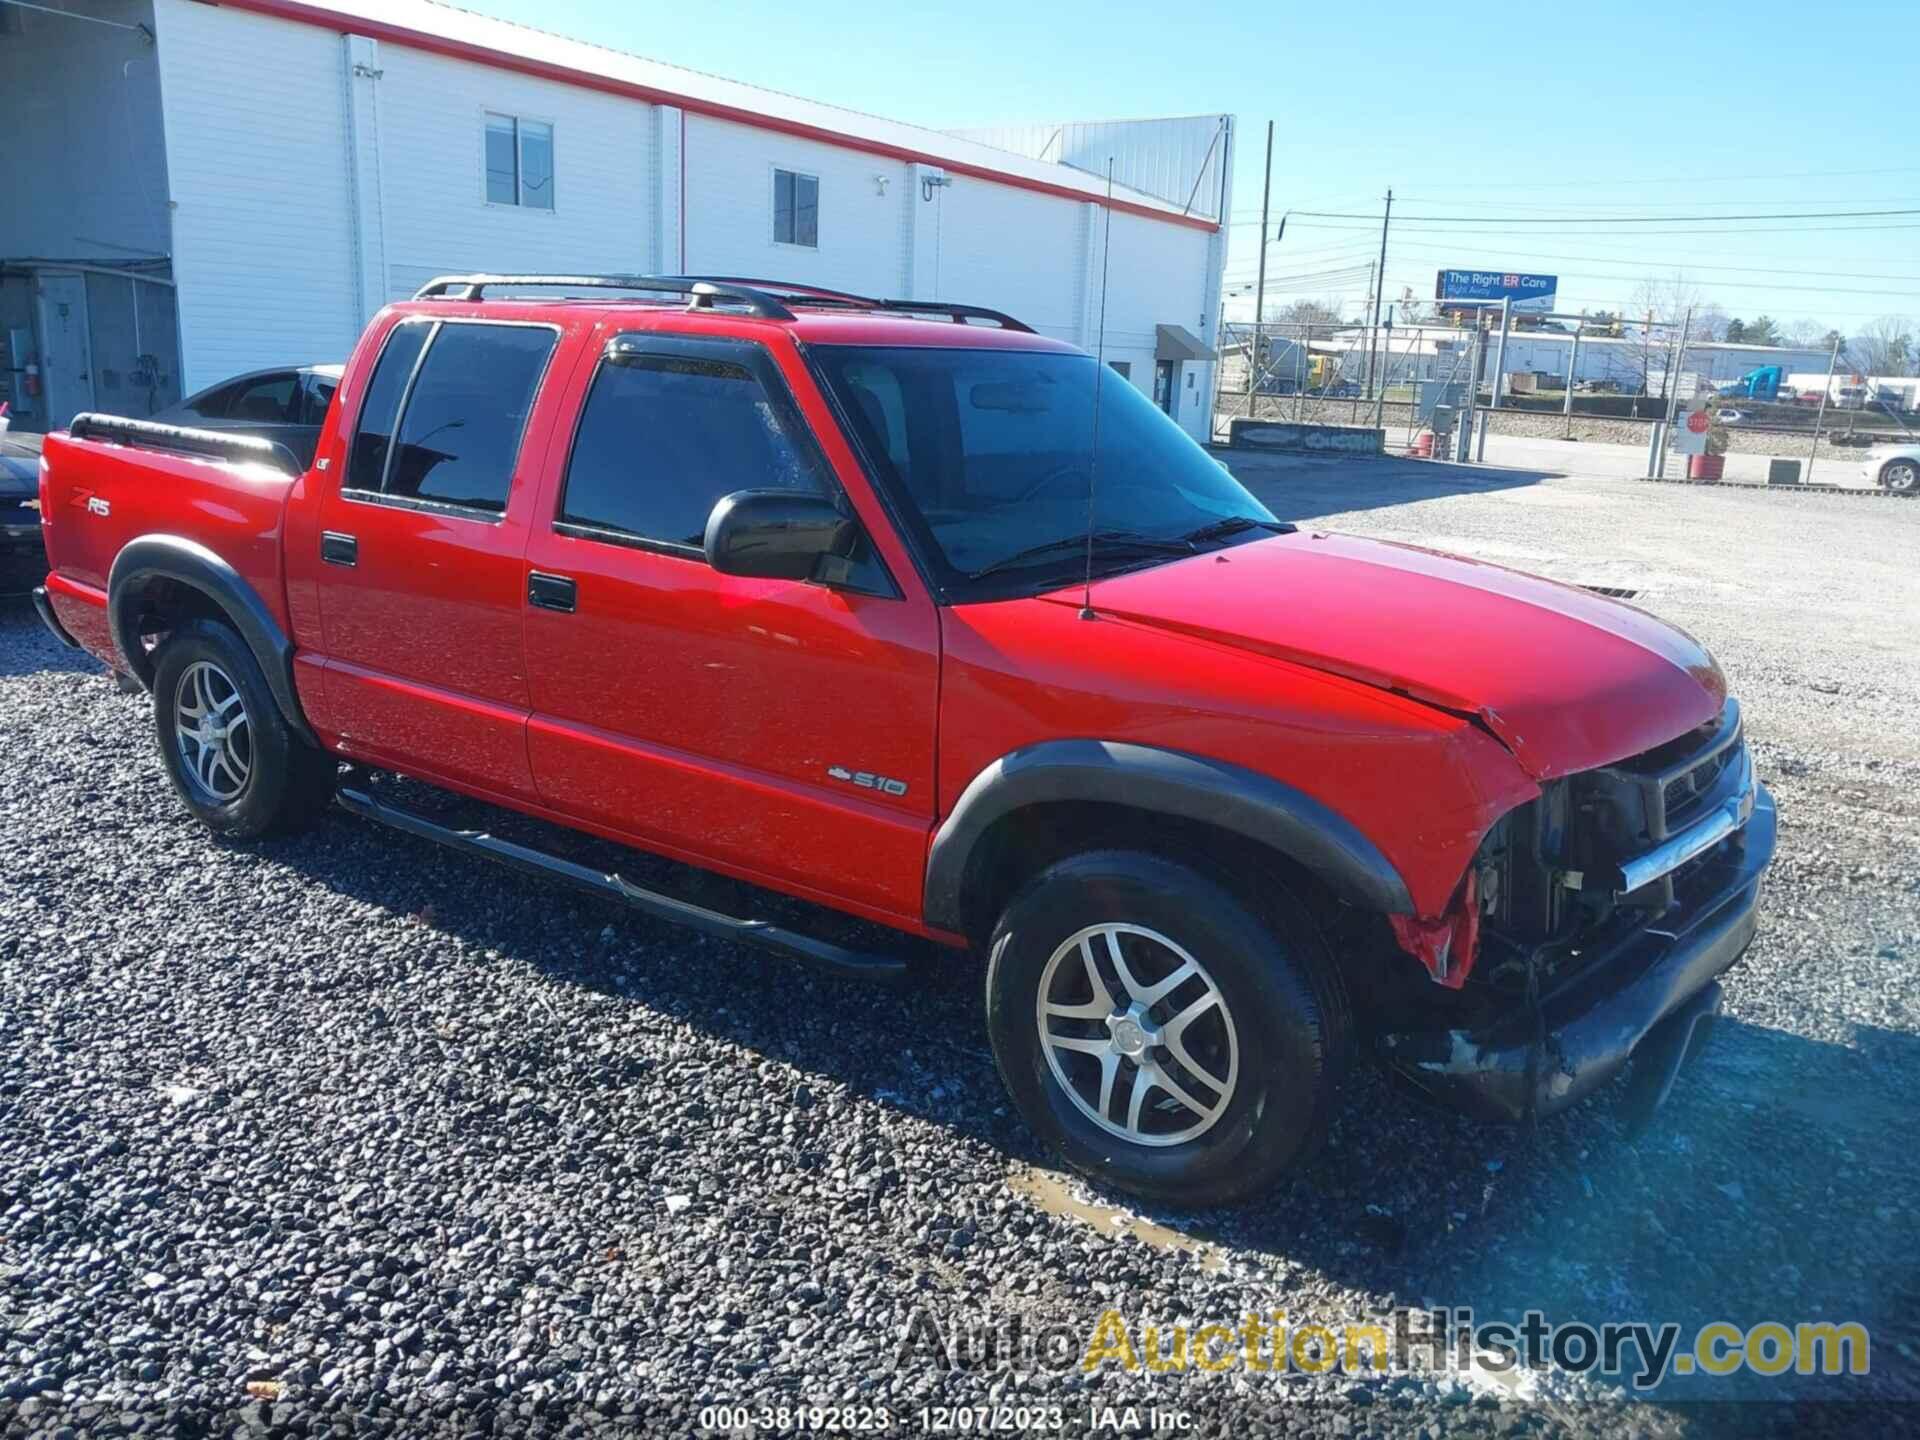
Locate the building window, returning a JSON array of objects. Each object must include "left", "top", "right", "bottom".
[
  {"left": 773, "top": 168, "right": 819, "bottom": 247},
  {"left": 1108, "top": 361, "right": 1132, "bottom": 380},
  {"left": 485, "top": 112, "right": 554, "bottom": 210}
]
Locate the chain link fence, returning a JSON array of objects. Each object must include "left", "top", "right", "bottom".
[
  {"left": 1209, "top": 312, "right": 1870, "bottom": 461},
  {"left": 1213, "top": 319, "right": 1482, "bottom": 450}
]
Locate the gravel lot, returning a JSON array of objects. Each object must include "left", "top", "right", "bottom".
[{"left": 3, "top": 464, "right": 1916, "bottom": 1438}]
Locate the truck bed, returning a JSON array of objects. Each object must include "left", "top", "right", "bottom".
[{"left": 38, "top": 418, "right": 303, "bottom": 672}]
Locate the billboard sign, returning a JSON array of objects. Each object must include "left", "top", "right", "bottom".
[{"left": 1435, "top": 270, "right": 1558, "bottom": 314}]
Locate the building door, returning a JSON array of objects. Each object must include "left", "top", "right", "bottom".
[
  {"left": 1154, "top": 359, "right": 1178, "bottom": 418},
  {"left": 35, "top": 274, "right": 95, "bottom": 428}
]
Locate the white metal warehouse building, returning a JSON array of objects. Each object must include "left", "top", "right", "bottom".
[{"left": 0, "top": 0, "right": 1231, "bottom": 441}]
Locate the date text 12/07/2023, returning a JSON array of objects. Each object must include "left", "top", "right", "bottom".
[{"left": 695, "top": 1405, "right": 1195, "bottom": 1433}]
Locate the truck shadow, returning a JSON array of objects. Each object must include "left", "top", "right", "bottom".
[
  {"left": 0, "top": 597, "right": 103, "bottom": 677},
  {"left": 264, "top": 776, "right": 1916, "bottom": 1411},
  {"left": 1217, "top": 449, "right": 1561, "bottom": 523}
]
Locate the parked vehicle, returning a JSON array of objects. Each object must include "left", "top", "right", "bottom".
[
  {"left": 1716, "top": 365, "right": 1782, "bottom": 402},
  {"left": 0, "top": 441, "right": 42, "bottom": 595},
  {"left": 1865, "top": 444, "right": 1920, "bottom": 495},
  {"left": 143, "top": 364, "right": 344, "bottom": 470},
  {"left": 32, "top": 275, "right": 1777, "bottom": 1206}
]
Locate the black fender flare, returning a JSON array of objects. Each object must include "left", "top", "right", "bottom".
[
  {"left": 923, "top": 739, "right": 1414, "bottom": 932},
  {"left": 107, "top": 534, "right": 319, "bottom": 749}
]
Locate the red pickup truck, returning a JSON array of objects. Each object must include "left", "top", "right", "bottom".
[{"left": 33, "top": 275, "right": 1775, "bottom": 1205}]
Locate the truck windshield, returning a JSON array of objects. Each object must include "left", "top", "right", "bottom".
[{"left": 811, "top": 347, "right": 1284, "bottom": 597}]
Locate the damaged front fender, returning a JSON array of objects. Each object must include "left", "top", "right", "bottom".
[
  {"left": 1387, "top": 869, "right": 1481, "bottom": 990},
  {"left": 1379, "top": 787, "right": 1774, "bottom": 1124}
]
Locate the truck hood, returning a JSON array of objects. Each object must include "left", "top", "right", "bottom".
[{"left": 1046, "top": 531, "right": 1726, "bottom": 780}]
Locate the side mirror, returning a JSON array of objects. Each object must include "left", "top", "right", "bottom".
[{"left": 704, "top": 489, "right": 854, "bottom": 582}]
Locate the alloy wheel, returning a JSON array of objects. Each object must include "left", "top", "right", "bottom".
[
  {"left": 1036, "top": 923, "right": 1239, "bottom": 1147},
  {"left": 173, "top": 659, "right": 253, "bottom": 802},
  {"left": 1884, "top": 460, "right": 1918, "bottom": 493}
]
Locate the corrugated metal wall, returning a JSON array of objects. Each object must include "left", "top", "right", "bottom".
[{"left": 946, "top": 116, "right": 1231, "bottom": 223}]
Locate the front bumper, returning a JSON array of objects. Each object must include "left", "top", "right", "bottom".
[{"left": 1381, "top": 783, "right": 1776, "bottom": 1124}]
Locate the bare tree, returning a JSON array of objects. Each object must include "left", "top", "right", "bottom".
[
  {"left": 1780, "top": 317, "right": 1831, "bottom": 349},
  {"left": 1391, "top": 286, "right": 1432, "bottom": 327},
  {"left": 1274, "top": 298, "right": 1346, "bottom": 328},
  {"left": 1628, "top": 274, "right": 1724, "bottom": 338},
  {"left": 1849, "top": 316, "right": 1917, "bottom": 377}
]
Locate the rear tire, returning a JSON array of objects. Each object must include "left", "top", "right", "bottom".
[
  {"left": 985, "top": 850, "right": 1348, "bottom": 1207},
  {"left": 151, "top": 619, "right": 334, "bottom": 838}
]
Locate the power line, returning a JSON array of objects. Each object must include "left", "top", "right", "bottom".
[
  {"left": 1288, "top": 221, "right": 1920, "bottom": 237},
  {"left": 1384, "top": 195, "right": 1920, "bottom": 211},
  {"left": 1387, "top": 165, "right": 1920, "bottom": 191},
  {"left": 1367, "top": 249, "right": 1920, "bottom": 297},
  {"left": 1223, "top": 253, "right": 1374, "bottom": 274},
  {"left": 1366, "top": 242, "right": 1920, "bottom": 282},
  {"left": 1289, "top": 206, "right": 1920, "bottom": 225}
]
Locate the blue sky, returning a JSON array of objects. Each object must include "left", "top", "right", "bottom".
[{"left": 460, "top": 0, "right": 1920, "bottom": 338}]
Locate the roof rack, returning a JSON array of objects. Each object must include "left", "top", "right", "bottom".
[
  {"left": 670, "top": 276, "right": 1034, "bottom": 332},
  {"left": 869, "top": 299, "right": 1034, "bottom": 333},
  {"left": 411, "top": 273, "right": 1034, "bottom": 332},
  {"left": 412, "top": 273, "right": 797, "bottom": 319}
]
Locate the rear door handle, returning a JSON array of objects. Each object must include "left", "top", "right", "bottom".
[
  {"left": 321, "top": 531, "right": 358, "bottom": 566},
  {"left": 528, "top": 571, "right": 577, "bottom": 613}
]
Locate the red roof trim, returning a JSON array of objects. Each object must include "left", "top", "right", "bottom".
[{"left": 209, "top": 0, "right": 1221, "bottom": 234}]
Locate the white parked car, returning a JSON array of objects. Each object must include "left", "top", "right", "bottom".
[{"left": 1864, "top": 444, "right": 1920, "bottom": 495}]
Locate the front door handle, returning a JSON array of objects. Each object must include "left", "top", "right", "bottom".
[
  {"left": 528, "top": 571, "right": 577, "bottom": 613},
  {"left": 321, "top": 531, "right": 358, "bottom": 566}
]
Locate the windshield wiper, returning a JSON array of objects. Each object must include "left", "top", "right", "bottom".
[
  {"left": 1177, "top": 516, "right": 1295, "bottom": 545},
  {"left": 967, "top": 529, "right": 1193, "bottom": 581}
]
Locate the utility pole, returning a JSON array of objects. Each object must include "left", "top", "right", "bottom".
[
  {"left": 1247, "top": 120, "right": 1275, "bottom": 417},
  {"left": 1476, "top": 299, "right": 1511, "bottom": 462},
  {"left": 1807, "top": 336, "right": 1842, "bottom": 485},
  {"left": 1564, "top": 325, "right": 1582, "bottom": 438},
  {"left": 1655, "top": 305, "right": 1695, "bottom": 478},
  {"left": 1366, "top": 188, "right": 1393, "bottom": 398},
  {"left": 1373, "top": 308, "right": 1393, "bottom": 430}
]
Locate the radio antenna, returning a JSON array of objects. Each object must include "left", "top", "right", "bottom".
[{"left": 1080, "top": 157, "right": 1115, "bottom": 622}]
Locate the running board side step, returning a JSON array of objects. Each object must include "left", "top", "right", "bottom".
[{"left": 336, "top": 787, "right": 908, "bottom": 982}]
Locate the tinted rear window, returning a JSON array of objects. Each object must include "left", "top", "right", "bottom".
[
  {"left": 386, "top": 324, "right": 555, "bottom": 513},
  {"left": 346, "top": 324, "right": 429, "bottom": 492},
  {"left": 229, "top": 374, "right": 297, "bottom": 423}
]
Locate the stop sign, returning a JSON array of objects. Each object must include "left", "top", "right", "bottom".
[{"left": 1687, "top": 410, "right": 1711, "bottom": 434}]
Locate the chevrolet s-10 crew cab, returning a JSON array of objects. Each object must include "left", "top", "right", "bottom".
[{"left": 33, "top": 275, "right": 1776, "bottom": 1206}]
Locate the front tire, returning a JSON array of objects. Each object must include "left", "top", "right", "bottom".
[
  {"left": 1880, "top": 459, "right": 1919, "bottom": 495},
  {"left": 151, "top": 619, "right": 334, "bottom": 838},
  {"left": 985, "top": 850, "right": 1348, "bottom": 1207}
]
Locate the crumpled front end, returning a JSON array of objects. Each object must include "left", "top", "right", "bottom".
[{"left": 1380, "top": 699, "right": 1776, "bottom": 1124}]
